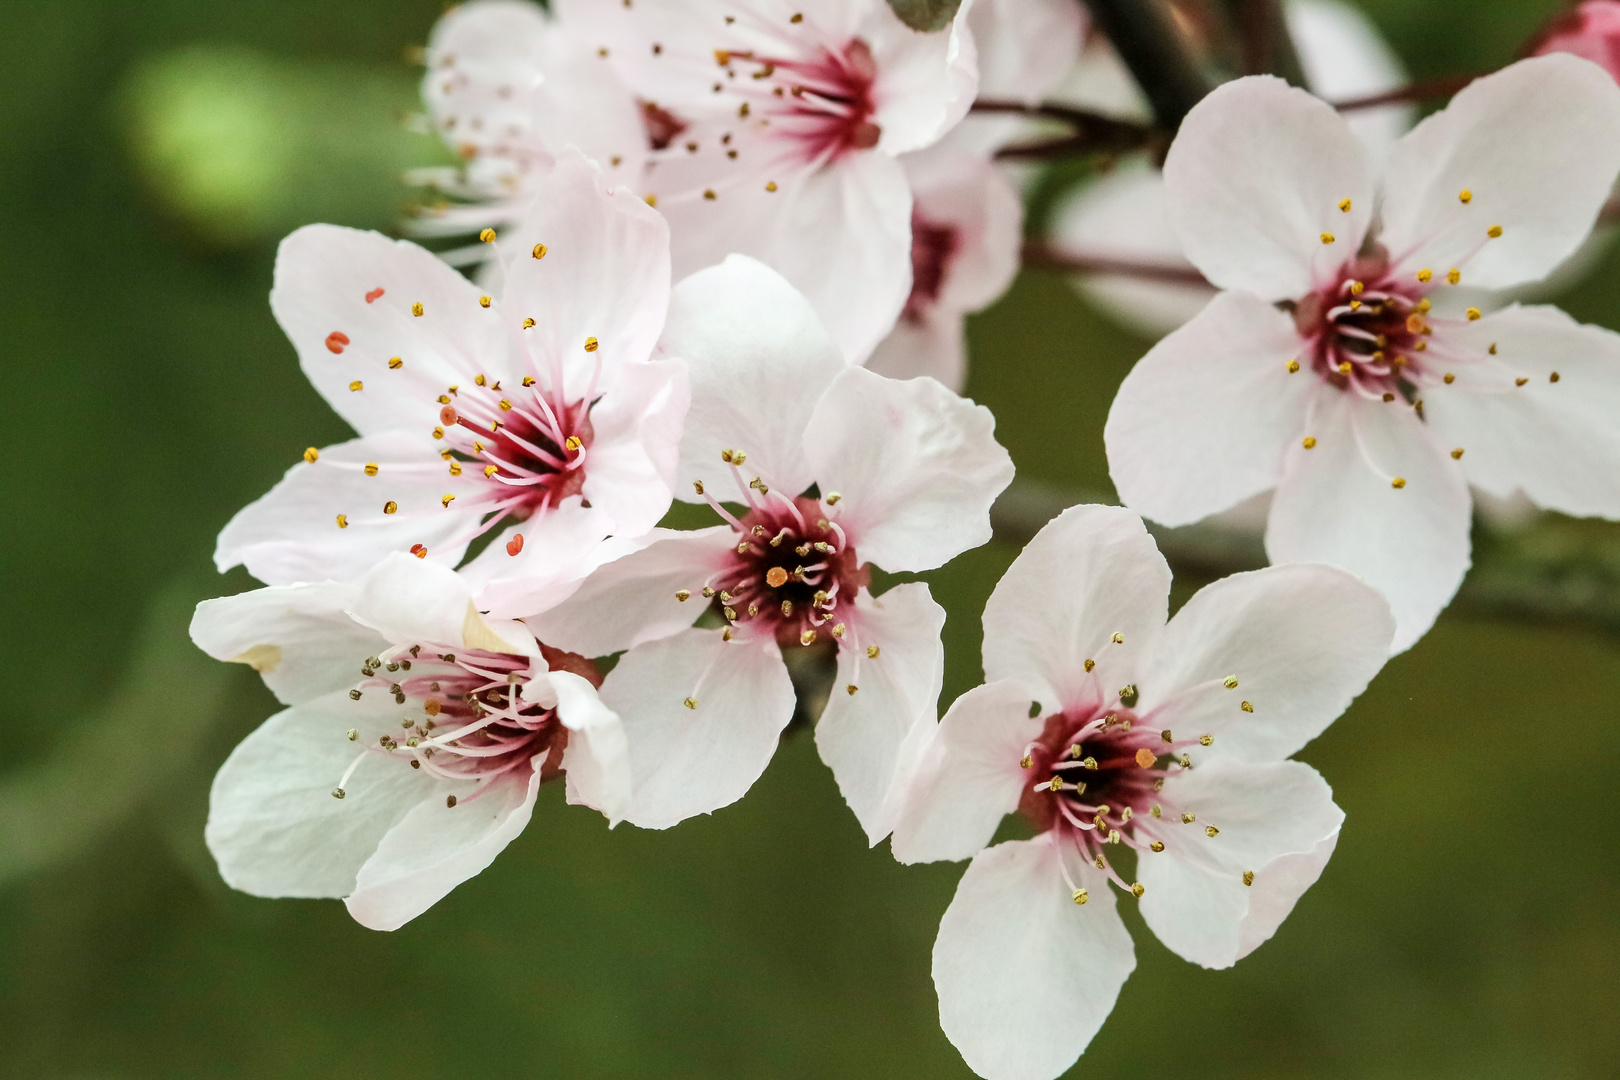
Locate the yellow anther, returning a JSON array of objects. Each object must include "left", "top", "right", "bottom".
[
  {"left": 349, "top": 380, "right": 364, "bottom": 392},
  {"left": 867, "top": 645, "right": 880, "bottom": 659},
  {"left": 1049, "top": 776, "right": 1063, "bottom": 792},
  {"left": 303, "top": 446, "right": 319, "bottom": 463},
  {"left": 644, "top": 193, "right": 657, "bottom": 207},
  {"left": 1130, "top": 883, "right": 1145, "bottom": 898},
  {"left": 1516, "top": 377, "right": 1529, "bottom": 387},
  {"left": 675, "top": 589, "right": 691, "bottom": 602},
  {"left": 475, "top": 374, "right": 487, "bottom": 386},
  {"left": 565, "top": 436, "right": 583, "bottom": 452},
  {"left": 442, "top": 493, "right": 456, "bottom": 507},
  {"left": 1150, "top": 841, "right": 1165, "bottom": 853},
  {"left": 846, "top": 684, "right": 858, "bottom": 696},
  {"left": 1151, "top": 805, "right": 1162, "bottom": 818},
  {"left": 1303, "top": 436, "right": 1317, "bottom": 449},
  {"left": 532, "top": 243, "right": 547, "bottom": 259},
  {"left": 1444, "top": 373, "right": 1455, "bottom": 384},
  {"left": 388, "top": 357, "right": 403, "bottom": 370},
  {"left": 1206, "top": 825, "right": 1220, "bottom": 837},
  {"left": 1243, "top": 870, "right": 1255, "bottom": 886},
  {"left": 693, "top": 480, "right": 705, "bottom": 495},
  {"left": 738, "top": 102, "right": 750, "bottom": 118},
  {"left": 1349, "top": 280, "right": 1363, "bottom": 294},
  {"left": 1286, "top": 359, "right": 1300, "bottom": 373},
  {"left": 521, "top": 375, "right": 535, "bottom": 387},
  {"left": 364, "top": 462, "right": 379, "bottom": 476},
  {"left": 1181, "top": 812, "right": 1196, "bottom": 824},
  {"left": 1417, "top": 268, "right": 1433, "bottom": 283},
  {"left": 336, "top": 514, "right": 348, "bottom": 528},
  {"left": 1418, "top": 298, "right": 1432, "bottom": 312},
  {"left": 1391, "top": 477, "right": 1407, "bottom": 489},
  {"left": 1466, "top": 307, "right": 1481, "bottom": 321},
  {"left": 824, "top": 491, "right": 841, "bottom": 505},
  {"left": 1338, "top": 361, "right": 1352, "bottom": 374},
  {"left": 479, "top": 295, "right": 492, "bottom": 308},
  {"left": 484, "top": 464, "right": 498, "bottom": 478},
  {"left": 412, "top": 302, "right": 424, "bottom": 316},
  {"left": 479, "top": 228, "right": 497, "bottom": 243},
  {"left": 1451, "top": 448, "right": 1465, "bottom": 460},
  {"left": 448, "top": 462, "right": 461, "bottom": 476},
  {"left": 1110, "top": 632, "right": 1124, "bottom": 644},
  {"left": 1095, "top": 856, "right": 1107, "bottom": 869},
  {"left": 1320, "top": 232, "right": 1335, "bottom": 245},
  {"left": 1199, "top": 734, "right": 1214, "bottom": 746},
  {"left": 1020, "top": 754, "right": 1033, "bottom": 769},
  {"left": 1338, "top": 198, "right": 1351, "bottom": 212},
  {"left": 683, "top": 697, "right": 698, "bottom": 710},
  {"left": 346, "top": 728, "right": 359, "bottom": 741},
  {"left": 1073, "top": 888, "right": 1089, "bottom": 905},
  {"left": 383, "top": 501, "right": 398, "bottom": 514},
  {"left": 584, "top": 336, "right": 599, "bottom": 352},
  {"left": 830, "top": 623, "right": 846, "bottom": 638},
  {"left": 498, "top": 399, "right": 512, "bottom": 411},
  {"left": 1488, "top": 224, "right": 1503, "bottom": 238},
  {"left": 1459, "top": 189, "right": 1472, "bottom": 204},
  {"left": 1447, "top": 268, "right": 1461, "bottom": 285},
  {"left": 1084, "top": 659, "right": 1095, "bottom": 672},
  {"left": 1222, "top": 675, "right": 1238, "bottom": 689},
  {"left": 765, "top": 181, "right": 778, "bottom": 192},
  {"left": 1241, "top": 700, "right": 1254, "bottom": 713},
  {"left": 522, "top": 318, "right": 535, "bottom": 329},
  {"left": 1349, "top": 300, "right": 1362, "bottom": 311},
  {"left": 800, "top": 629, "right": 817, "bottom": 646}
]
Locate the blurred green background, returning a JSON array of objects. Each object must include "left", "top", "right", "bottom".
[{"left": 3, "top": 1, "right": 1617, "bottom": 1077}]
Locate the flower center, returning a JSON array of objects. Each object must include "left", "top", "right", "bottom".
[
  {"left": 1294, "top": 254, "right": 1433, "bottom": 398},
  {"left": 904, "top": 212, "right": 960, "bottom": 323},
  {"left": 718, "top": 37, "right": 882, "bottom": 163}
]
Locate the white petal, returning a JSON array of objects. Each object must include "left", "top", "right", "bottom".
[
  {"left": 1106, "top": 290, "right": 1315, "bottom": 527},
  {"left": 1287, "top": 0, "right": 1412, "bottom": 161},
  {"left": 904, "top": 145, "right": 1024, "bottom": 314},
  {"left": 1049, "top": 161, "right": 1216, "bottom": 338},
  {"left": 982, "top": 505, "right": 1170, "bottom": 715},
  {"left": 890, "top": 680, "right": 1044, "bottom": 865},
  {"left": 499, "top": 151, "right": 672, "bottom": 390},
  {"left": 814, "top": 583, "right": 945, "bottom": 845},
  {"left": 807, "top": 367, "right": 1013, "bottom": 573},
  {"left": 1137, "top": 759, "right": 1342, "bottom": 969},
  {"left": 866, "top": 308, "right": 968, "bottom": 392},
  {"left": 551, "top": 669, "right": 632, "bottom": 825},
  {"left": 1423, "top": 305, "right": 1620, "bottom": 518},
  {"left": 351, "top": 552, "right": 534, "bottom": 655},
  {"left": 934, "top": 834, "right": 1136, "bottom": 1080},
  {"left": 190, "top": 580, "right": 379, "bottom": 706},
  {"left": 968, "top": 0, "right": 1086, "bottom": 104},
  {"left": 270, "top": 225, "right": 509, "bottom": 435},
  {"left": 577, "top": 356, "right": 689, "bottom": 536},
  {"left": 523, "top": 526, "right": 733, "bottom": 657},
  {"left": 1378, "top": 54, "right": 1620, "bottom": 290},
  {"left": 205, "top": 694, "right": 430, "bottom": 900},
  {"left": 1266, "top": 389, "right": 1471, "bottom": 652},
  {"left": 662, "top": 255, "right": 848, "bottom": 501},
  {"left": 599, "top": 628, "right": 795, "bottom": 830},
  {"left": 346, "top": 762, "right": 541, "bottom": 930},
  {"left": 863, "top": 0, "right": 979, "bottom": 154},
  {"left": 1133, "top": 563, "right": 1393, "bottom": 761},
  {"left": 214, "top": 432, "right": 480, "bottom": 586},
  {"left": 1164, "top": 76, "right": 1372, "bottom": 300},
  {"left": 459, "top": 501, "right": 618, "bottom": 621}
]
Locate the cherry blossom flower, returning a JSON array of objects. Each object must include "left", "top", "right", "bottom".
[
  {"left": 192, "top": 552, "right": 629, "bottom": 931},
  {"left": 1106, "top": 56, "right": 1620, "bottom": 651},
  {"left": 409, "top": 0, "right": 649, "bottom": 259},
  {"left": 215, "top": 152, "right": 689, "bottom": 618},
  {"left": 1052, "top": 0, "right": 1413, "bottom": 337},
  {"left": 554, "top": 0, "right": 980, "bottom": 362},
  {"left": 889, "top": 505, "right": 1393, "bottom": 1080},
  {"left": 1531, "top": 1, "right": 1620, "bottom": 85},
  {"left": 527, "top": 255, "right": 1014, "bottom": 837}
]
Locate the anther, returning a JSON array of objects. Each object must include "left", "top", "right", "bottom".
[
  {"left": 683, "top": 697, "right": 698, "bottom": 710},
  {"left": 383, "top": 501, "right": 398, "bottom": 514},
  {"left": 800, "top": 629, "right": 818, "bottom": 646},
  {"left": 1110, "top": 632, "right": 1123, "bottom": 644},
  {"left": 1118, "top": 684, "right": 1139, "bottom": 706},
  {"left": 349, "top": 380, "right": 363, "bottom": 392},
  {"left": 1241, "top": 700, "right": 1254, "bottom": 712},
  {"left": 1458, "top": 189, "right": 1472, "bottom": 204},
  {"left": 1181, "top": 812, "right": 1196, "bottom": 824},
  {"left": 1444, "top": 373, "right": 1456, "bottom": 384},
  {"left": 1135, "top": 748, "right": 1156, "bottom": 768},
  {"left": 1243, "top": 871, "right": 1255, "bottom": 886},
  {"left": 332, "top": 788, "right": 346, "bottom": 799},
  {"left": 1206, "top": 825, "right": 1220, "bottom": 837},
  {"left": 412, "top": 302, "right": 424, "bottom": 317},
  {"left": 676, "top": 589, "right": 691, "bottom": 602},
  {"left": 446, "top": 795, "right": 457, "bottom": 808},
  {"left": 506, "top": 533, "right": 524, "bottom": 556},
  {"left": 522, "top": 319, "right": 536, "bottom": 330},
  {"left": 442, "top": 494, "right": 456, "bottom": 507},
  {"left": 1516, "top": 377, "right": 1529, "bottom": 387},
  {"left": 1550, "top": 371, "right": 1561, "bottom": 383},
  {"left": 1447, "top": 268, "right": 1461, "bottom": 285},
  {"left": 1130, "top": 883, "right": 1145, "bottom": 898},
  {"left": 363, "top": 462, "right": 379, "bottom": 476},
  {"left": 1072, "top": 888, "right": 1089, "bottom": 905},
  {"left": 1286, "top": 359, "right": 1300, "bottom": 373},
  {"left": 781, "top": 600, "right": 794, "bottom": 617},
  {"left": 1303, "top": 436, "right": 1317, "bottom": 449},
  {"left": 1392, "top": 477, "right": 1406, "bottom": 489},
  {"left": 1338, "top": 198, "right": 1351, "bottom": 212},
  {"left": 766, "top": 181, "right": 778, "bottom": 192},
  {"left": 825, "top": 492, "right": 841, "bottom": 505},
  {"left": 1417, "top": 268, "right": 1433, "bottom": 283},
  {"left": 1161, "top": 729, "right": 1173, "bottom": 743},
  {"left": 584, "top": 336, "right": 599, "bottom": 352},
  {"left": 1488, "top": 225, "right": 1502, "bottom": 238},
  {"left": 867, "top": 645, "right": 880, "bottom": 659},
  {"left": 303, "top": 447, "right": 320, "bottom": 463},
  {"left": 1199, "top": 734, "right": 1214, "bottom": 746},
  {"left": 1048, "top": 776, "right": 1063, "bottom": 792},
  {"left": 1320, "top": 233, "right": 1335, "bottom": 244},
  {"left": 479, "top": 228, "right": 497, "bottom": 243},
  {"left": 1466, "top": 307, "right": 1481, "bottom": 321},
  {"left": 1020, "top": 754, "right": 1033, "bottom": 769},
  {"left": 1084, "top": 659, "right": 1095, "bottom": 672},
  {"left": 389, "top": 357, "right": 403, "bottom": 369},
  {"left": 1151, "top": 805, "right": 1162, "bottom": 818},
  {"left": 1222, "top": 675, "right": 1238, "bottom": 689}
]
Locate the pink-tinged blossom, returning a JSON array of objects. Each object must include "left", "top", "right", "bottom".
[
  {"left": 215, "top": 152, "right": 689, "bottom": 618},
  {"left": 528, "top": 255, "right": 1014, "bottom": 838},
  {"left": 555, "top": 0, "right": 979, "bottom": 362},
  {"left": 1052, "top": 0, "right": 1413, "bottom": 338},
  {"left": 890, "top": 506, "right": 1393, "bottom": 1080},
  {"left": 410, "top": 0, "right": 649, "bottom": 254},
  {"left": 1105, "top": 57, "right": 1620, "bottom": 651},
  {"left": 192, "top": 553, "right": 630, "bottom": 931},
  {"left": 1531, "top": 1, "right": 1620, "bottom": 84}
]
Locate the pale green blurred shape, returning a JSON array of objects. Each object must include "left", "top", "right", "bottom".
[{"left": 122, "top": 45, "right": 448, "bottom": 245}]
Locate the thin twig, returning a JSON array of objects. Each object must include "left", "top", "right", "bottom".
[
  {"left": 972, "top": 100, "right": 1163, "bottom": 159},
  {"left": 1330, "top": 72, "right": 1478, "bottom": 112},
  {"left": 1022, "top": 242, "right": 1212, "bottom": 287}
]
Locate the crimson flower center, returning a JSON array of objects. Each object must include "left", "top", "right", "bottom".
[
  {"left": 904, "top": 212, "right": 960, "bottom": 322},
  {"left": 1295, "top": 256, "right": 1433, "bottom": 397},
  {"left": 719, "top": 38, "right": 882, "bottom": 163}
]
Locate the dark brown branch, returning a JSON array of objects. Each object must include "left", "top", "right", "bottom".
[
  {"left": 1078, "top": 0, "right": 1216, "bottom": 130},
  {"left": 1330, "top": 72, "right": 1479, "bottom": 112},
  {"left": 1022, "top": 242, "right": 1212, "bottom": 287},
  {"left": 972, "top": 100, "right": 1163, "bottom": 159}
]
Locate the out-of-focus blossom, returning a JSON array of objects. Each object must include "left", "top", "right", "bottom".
[
  {"left": 216, "top": 153, "right": 689, "bottom": 618},
  {"left": 528, "top": 256, "right": 1014, "bottom": 839},
  {"left": 556, "top": 0, "right": 979, "bottom": 362},
  {"left": 891, "top": 505, "right": 1393, "bottom": 1080},
  {"left": 1052, "top": 0, "right": 1413, "bottom": 338},
  {"left": 410, "top": 0, "right": 648, "bottom": 253},
  {"left": 192, "top": 553, "right": 629, "bottom": 931},
  {"left": 1106, "top": 57, "right": 1620, "bottom": 651},
  {"left": 1531, "top": 1, "right": 1620, "bottom": 84}
]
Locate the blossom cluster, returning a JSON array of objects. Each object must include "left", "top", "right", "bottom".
[{"left": 191, "top": 1, "right": 1620, "bottom": 1077}]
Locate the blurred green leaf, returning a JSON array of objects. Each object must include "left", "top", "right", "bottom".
[
  {"left": 0, "top": 580, "right": 234, "bottom": 886},
  {"left": 887, "top": 0, "right": 963, "bottom": 31}
]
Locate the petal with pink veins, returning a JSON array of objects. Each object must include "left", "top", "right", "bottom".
[
  {"left": 890, "top": 680, "right": 1044, "bottom": 865},
  {"left": 578, "top": 355, "right": 689, "bottom": 536},
  {"left": 806, "top": 366, "right": 1013, "bottom": 573},
  {"left": 1137, "top": 758, "right": 1343, "bottom": 969},
  {"left": 934, "top": 833, "right": 1135, "bottom": 1080},
  {"left": 1133, "top": 564, "right": 1393, "bottom": 762},
  {"left": 814, "top": 582, "right": 946, "bottom": 845},
  {"left": 1266, "top": 389, "right": 1471, "bottom": 653},
  {"left": 1164, "top": 76, "right": 1372, "bottom": 301},
  {"left": 599, "top": 627, "right": 795, "bottom": 830},
  {"left": 1423, "top": 304, "right": 1620, "bottom": 518},
  {"left": 1106, "top": 290, "right": 1316, "bottom": 528},
  {"left": 982, "top": 505, "right": 1169, "bottom": 715},
  {"left": 1377, "top": 54, "right": 1620, "bottom": 290}
]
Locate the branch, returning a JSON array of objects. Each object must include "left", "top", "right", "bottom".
[
  {"left": 1022, "top": 242, "right": 1212, "bottom": 286},
  {"left": 1330, "top": 72, "right": 1478, "bottom": 112},
  {"left": 1077, "top": 0, "right": 1215, "bottom": 130},
  {"left": 972, "top": 100, "right": 1163, "bottom": 160}
]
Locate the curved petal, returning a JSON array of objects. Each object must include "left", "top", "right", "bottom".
[
  {"left": 864, "top": 0, "right": 979, "bottom": 154},
  {"left": 934, "top": 834, "right": 1136, "bottom": 1080},
  {"left": 599, "top": 627, "right": 795, "bottom": 830},
  {"left": 866, "top": 308, "right": 967, "bottom": 392},
  {"left": 905, "top": 145, "right": 1024, "bottom": 314},
  {"left": 460, "top": 501, "right": 618, "bottom": 621},
  {"left": 553, "top": 669, "right": 632, "bottom": 825},
  {"left": 270, "top": 225, "right": 510, "bottom": 435},
  {"left": 814, "top": 583, "right": 945, "bottom": 845},
  {"left": 579, "top": 356, "right": 689, "bottom": 536},
  {"left": 499, "top": 151, "right": 672, "bottom": 391},
  {"left": 1106, "top": 290, "right": 1315, "bottom": 527},
  {"left": 205, "top": 694, "right": 430, "bottom": 900},
  {"left": 1287, "top": 0, "right": 1412, "bottom": 161},
  {"left": 1133, "top": 564, "right": 1393, "bottom": 762},
  {"left": 982, "top": 505, "right": 1170, "bottom": 715},
  {"left": 1266, "top": 389, "right": 1471, "bottom": 653},
  {"left": 1422, "top": 305, "right": 1620, "bottom": 518},
  {"left": 190, "top": 580, "right": 379, "bottom": 706},
  {"left": 968, "top": 0, "right": 1086, "bottom": 104},
  {"left": 1137, "top": 759, "right": 1342, "bottom": 969},
  {"left": 351, "top": 552, "right": 534, "bottom": 656},
  {"left": 522, "top": 526, "right": 734, "bottom": 657},
  {"left": 346, "top": 761, "right": 541, "bottom": 930},
  {"left": 1164, "top": 76, "right": 1372, "bottom": 300},
  {"left": 214, "top": 432, "right": 480, "bottom": 585},
  {"left": 1378, "top": 54, "right": 1620, "bottom": 290},
  {"left": 662, "top": 255, "right": 848, "bottom": 501},
  {"left": 807, "top": 366, "right": 1014, "bottom": 573},
  {"left": 890, "top": 680, "right": 1044, "bottom": 865}
]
